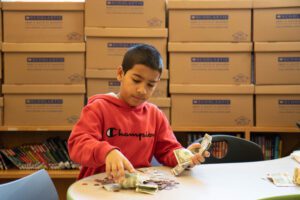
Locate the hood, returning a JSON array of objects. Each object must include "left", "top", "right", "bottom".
[{"left": 88, "top": 94, "right": 147, "bottom": 111}]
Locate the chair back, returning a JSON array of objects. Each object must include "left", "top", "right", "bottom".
[
  {"left": 0, "top": 169, "right": 59, "bottom": 200},
  {"left": 195, "top": 134, "right": 264, "bottom": 163}
]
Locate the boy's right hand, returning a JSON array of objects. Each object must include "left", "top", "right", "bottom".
[{"left": 105, "top": 149, "right": 135, "bottom": 182}]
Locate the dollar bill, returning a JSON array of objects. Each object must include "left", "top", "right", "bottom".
[
  {"left": 136, "top": 183, "right": 158, "bottom": 195},
  {"left": 103, "top": 183, "right": 122, "bottom": 192},
  {"left": 268, "top": 172, "right": 295, "bottom": 187},
  {"left": 174, "top": 148, "right": 194, "bottom": 165},
  {"left": 172, "top": 133, "right": 212, "bottom": 176},
  {"left": 293, "top": 167, "right": 300, "bottom": 185},
  {"left": 199, "top": 134, "right": 212, "bottom": 155}
]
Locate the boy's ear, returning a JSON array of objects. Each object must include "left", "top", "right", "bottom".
[{"left": 117, "top": 66, "right": 123, "bottom": 81}]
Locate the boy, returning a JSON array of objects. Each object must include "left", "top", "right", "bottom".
[{"left": 68, "top": 44, "right": 209, "bottom": 180}]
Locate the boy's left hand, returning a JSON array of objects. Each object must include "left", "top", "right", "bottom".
[{"left": 187, "top": 143, "right": 210, "bottom": 167}]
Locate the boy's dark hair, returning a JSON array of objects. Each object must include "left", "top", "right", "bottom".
[{"left": 121, "top": 44, "right": 163, "bottom": 74}]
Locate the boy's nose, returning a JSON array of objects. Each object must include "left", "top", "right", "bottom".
[{"left": 137, "top": 85, "right": 147, "bottom": 95}]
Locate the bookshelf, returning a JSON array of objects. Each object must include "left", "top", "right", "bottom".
[{"left": 0, "top": 126, "right": 299, "bottom": 200}]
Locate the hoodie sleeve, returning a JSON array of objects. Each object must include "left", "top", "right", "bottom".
[
  {"left": 68, "top": 103, "right": 118, "bottom": 168},
  {"left": 153, "top": 109, "right": 183, "bottom": 167}
]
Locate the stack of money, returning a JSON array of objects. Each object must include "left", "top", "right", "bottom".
[
  {"left": 294, "top": 167, "right": 300, "bottom": 185},
  {"left": 171, "top": 134, "right": 212, "bottom": 176},
  {"left": 103, "top": 172, "right": 159, "bottom": 194}
]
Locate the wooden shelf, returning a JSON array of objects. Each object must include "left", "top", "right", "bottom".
[
  {"left": 172, "top": 126, "right": 300, "bottom": 140},
  {"left": 0, "top": 169, "right": 79, "bottom": 179}
]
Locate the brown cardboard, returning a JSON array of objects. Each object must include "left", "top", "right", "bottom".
[
  {"left": 168, "top": 0, "right": 251, "bottom": 42},
  {"left": 169, "top": 42, "right": 252, "bottom": 84},
  {"left": 2, "top": 84, "right": 85, "bottom": 126},
  {"left": 170, "top": 84, "right": 254, "bottom": 127},
  {"left": 0, "top": 43, "right": 2, "bottom": 80},
  {"left": 86, "top": 69, "right": 169, "bottom": 98},
  {"left": 0, "top": 6, "right": 2, "bottom": 42},
  {"left": 86, "top": 28, "right": 167, "bottom": 69},
  {"left": 255, "top": 85, "right": 300, "bottom": 127},
  {"left": 0, "top": 97, "right": 3, "bottom": 126},
  {"left": 148, "top": 97, "right": 171, "bottom": 122},
  {"left": 3, "top": 43, "right": 85, "bottom": 84},
  {"left": 3, "top": 2, "right": 84, "bottom": 43},
  {"left": 253, "top": 0, "right": 300, "bottom": 42},
  {"left": 254, "top": 42, "right": 300, "bottom": 85},
  {"left": 85, "top": 0, "right": 165, "bottom": 28}
]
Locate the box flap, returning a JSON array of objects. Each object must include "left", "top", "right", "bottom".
[
  {"left": 3, "top": 43, "right": 86, "bottom": 52},
  {"left": 255, "top": 85, "right": 300, "bottom": 94},
  {"left": 3, "top": 2, "right": 84, "bottom": 11},
  {"left": 85, "top": 27, "right": 168, "bottom": 38},
  {"left": 86, "top": 69, "right": 169, "bottom": 79},
  {"left": 168, "top": 0, "right": 252, "bottom": 9},
  {"left": 170, "top": 84, "right": 254, "bottom": 94},
  {"left": 169, "top": 42, "right": 253, "bottom": 52},
  {"left": 148, "top": 97, "right": 171, "bottom": 107},
  {"left": 254, "top": 42, "right": 300, "bottom": 52},
  {"left": 253, "top": 0, "right": 300, "bottom": 8},
  {"left": 3, "top": 84, "right": 86, "bottom": 94}
]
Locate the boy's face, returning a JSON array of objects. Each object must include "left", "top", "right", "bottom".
[{"left": 117, "top": 64, "right": 160, "bottom": 107}]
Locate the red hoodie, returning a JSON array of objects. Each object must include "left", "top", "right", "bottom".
[{"left": 68, "top": 94, "right": 182, "bottom": 179}]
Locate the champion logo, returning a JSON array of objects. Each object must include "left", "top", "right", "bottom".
[{"left": 106, "top": 128, "right": 154, "bottom": 141}]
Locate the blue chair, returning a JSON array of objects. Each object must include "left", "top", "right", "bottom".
[{"left": 0, "top": 169, "right": 59, "bottom": 200}]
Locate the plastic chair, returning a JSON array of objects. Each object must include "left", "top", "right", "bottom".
[
  {"left": 0, "top": 169, "right": 59, "bottom": 200},
  {"left": 195, "top": 134, "right": 264, "bottom": 163}
]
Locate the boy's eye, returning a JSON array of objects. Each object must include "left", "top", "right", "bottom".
[
  {"left": 148, "top": 83, "right": 155, "bottom": 88},
  {"left": 132, "top": 79, "right": 140, "bottom": 83}
]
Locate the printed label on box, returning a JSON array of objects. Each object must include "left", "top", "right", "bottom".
[
  {"left": 106, "top": 0, "right": 144, "bottom": 14},
  {"left": 25, "top": 15, "right": 63, "bottom": 29},
  {"left": 192, "top": 99, "right": 231, "bottom": 113},
  {"left": 278, "top": 99, "right": 300, "bottom": 114},
  {"left": 275, "top": 13, "right": 300, "bottom": 28},
  {"left": 278, "top": 57, "right": 300, "bottom": 71}
]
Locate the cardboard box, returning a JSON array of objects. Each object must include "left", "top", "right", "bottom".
[
  {"left": 255, "top": 42, "right": 300, "bottom": 85},
  {"left": 169, "top": 42, "right": 252, "bottom": 84},
  {"left": 86, "top": 69, "right": 169, "bottom": 98},
  {"left": 0, "top": 3, "right": 2, "bottom": 42},
  {"left": 0, "top": 97, "right": 3, "bottom": 126},
  {"left": 253, "top": 0, "right": 300, "bottom": 42},
  {"left": 255, "top": 85, "right": 300, "bottom": 127},
  {"left": 170, "top": 84, "right": 254, "bottom": 127},
  {"left": 148, "top": 97, "right": 171, "bottom": 122},
  {"left": 0, "top": 43, "right": 2, "bottom": 81},
  {"left": 3, "top": 43, "right": 85, "bottom": 84},
  {"left": 3, "top": 2, "right": 84, "bottom": 43},
  {"left": 85, "top": 0, "right": 165, "bottom": 28},
  {"left": 86, "top": 27, "right": 167, "bottom": 69},
  {"left": 168, "top": 0, "right": 252, "bottom": 42},
  {"left": 3, "top": 84, "right": 85, "bottom": 126}
]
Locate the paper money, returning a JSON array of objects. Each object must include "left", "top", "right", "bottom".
[
  {"left": 103, "top": 183, "right": 121, "bottom": 192},
  {"left": 191, "top": 134, "right": 212, "bottom": 155},
  {"left": 172, "top": 133, "right": 212, "bottom": 176},
  {"left": 120, "top": 172, "right": 138, "bottom": 189},
  {"left": 268, "top": 173, "right": 295, "bottom": 187},
  {"left": 136, "top": 183, "right": 158, "bottom": 195},
  {"left": 294, "top": 167, "right": 300, "bottom": 185}
]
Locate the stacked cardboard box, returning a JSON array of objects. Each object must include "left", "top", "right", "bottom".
[
  {"left": 168, "top": 0, "right": 254, "bottom": 127},
  {"left": 85, "top": 0, "right": 170, "bottom": 120},
  {"left": 2, "top": 1, "right": 85, "bottom": 126},
  {"left": 253, "top": 0, "right": 300, "bottom": 127},
  {"left": 0, "top": 2, "right": 2, "bottom": 125}
]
